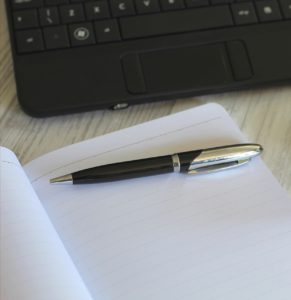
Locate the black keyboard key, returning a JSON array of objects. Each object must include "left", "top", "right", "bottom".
[
  {"left": 60, "top": 4, "right": 85, "bottom": 23},
  {"left": 12, "top": 0, "right": 43, "bottom": 10},
  {"left": 161, "top": 0, "right": 185, "bottom": 10},
  {"left": 85, "top": 1, "right": 110, "bottom": 20},
  {"left": 94, "top": 19, "right": 121, "bottom": 42},
  {"left": 39, "top": 7, "right": 60, "bottom": 26},
  {"left": 279, "top": 0, "right": 291, "bottom": 18},
  {"left": 256, "top": 0, "right": 282, "bottom": 21},
  {"left": 231, "top": 2, "right": 258, "bottom": 24},
  {"left": 185, "top": 0, "right": 209, "bottom": 8},
  {"left": 45, "top": 0, "right": 69, "bottom": 5},
  {"left": 135, "top": 0, "right": 160, "bottom": 14},
  {"left": 69, "top": 23, "right": 96, "bottom": 46},
  {"left": 44, "top": 25, "right": 70, "bottom": 49},
  {"left": 120, "top": 6, "right": 233, "bottom": 39},
  {"left": 13, "top": 10, "right": 38, "bottom": 29},
  {"left": 110, "top": 0, "right": 136, "bottom": 17},
  {"left": 16, "top": 29, "right": 44, "bottom": 53},
  {"left": 211, "top": 0, "right": 233, "bottom": 4}
]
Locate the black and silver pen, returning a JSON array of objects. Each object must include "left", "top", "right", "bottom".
[{"left": 50, "top": 143, "right": 263, "bottom": 184}]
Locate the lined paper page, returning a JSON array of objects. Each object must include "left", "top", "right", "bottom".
[
  {"left": 0, "top": 147, "right": 93, "bottom": 300},
  {"left": 25, "top": 104, "right": 291, "bottom": 300}
]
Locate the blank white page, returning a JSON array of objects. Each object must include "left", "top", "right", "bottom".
[
  {"left": 0, "top": 147, "right": 93, "bottom": 300},
  {"left": 25, "top": 103, "right": 291, "bottom": 300}
]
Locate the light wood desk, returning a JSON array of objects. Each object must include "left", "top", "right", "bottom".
[{"left": 1, "top": 2, "right": 290, "bottom": 195}]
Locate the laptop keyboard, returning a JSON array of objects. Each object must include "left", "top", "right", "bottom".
[{"left": 10, "top": 0, "right": 291, "bottom": 54}]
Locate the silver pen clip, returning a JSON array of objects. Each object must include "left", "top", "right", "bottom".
[{"left": 187, "top": 144, "right": 263, "bottom": 174}]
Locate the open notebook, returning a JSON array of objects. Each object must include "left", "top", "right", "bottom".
[{"left": 1, "top": 103, "right": 291, "bottom": 300}]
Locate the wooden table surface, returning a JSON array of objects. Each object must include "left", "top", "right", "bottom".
[{"left": 1, "top": 1, "right": 290, "bottom": 195}]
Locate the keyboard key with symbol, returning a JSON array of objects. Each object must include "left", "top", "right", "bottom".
[
  {"left": 13, "top": 10, "right": 38, "bottom": 29},
  {"left": 69, "top": 23, "right": 96, "bottom": 46},
  {"left": 161, "top": 0, "right": 185, "bottom": 10},
  {"left": 39, "top": 7, "right": 60, "bottom": 26},
  {"left": 110, "top": 0, "right": 136, "bottom": 17},
  {"left": 135, "top": 0, "right": 160, "bottom": 14},
  {"left": 231, "top": 2, "right": 258, "bottom": 25},
  {"left": 16, "top": 29, "right": 44, "bottom": 53},
  {"left": 12, "top": 0, "right": 43, "bottom": 10},
  {"left": 60, "top": 4, "right": 85, "bottom": 23},
  {"left": 279, "top": 0, "right": 291, "bottom": 18},
  {"left": 85, "top": 1, "right": 110, "bottom": 20},
  {"left": 94, "top": 19, "right": 121, "bottom": 42},
  {"left": 256, "top": 0, "right": 282, "bottom": 21},
  {"left": 43, "top": 25, "right": 70, "bottom": 49}
]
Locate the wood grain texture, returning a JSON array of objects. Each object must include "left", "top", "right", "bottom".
[{"left": 1, "top": 1, "right": 290, "bottom": 195}]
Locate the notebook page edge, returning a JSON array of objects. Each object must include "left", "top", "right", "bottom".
[{"left": 0, "top": 146, "right": 93, "bottom": 300}]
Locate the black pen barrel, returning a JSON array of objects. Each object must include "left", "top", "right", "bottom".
[{"left": 72, "top": 155, "right": 173, "bottom": 184}]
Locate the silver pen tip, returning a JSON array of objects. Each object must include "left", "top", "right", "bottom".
[
  {"left": 248, "top": 143, "right": 263, "bottom": 156},
  {"left": 50, "top": 174, "right": 73, "bottom": 184},
  {"left": 258, "top": 144, "right": 264, "bottom": 153}
]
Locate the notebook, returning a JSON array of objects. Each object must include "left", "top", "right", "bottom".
[{"left": 1, "top": 103, "right": 291, "bottom": 300}]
